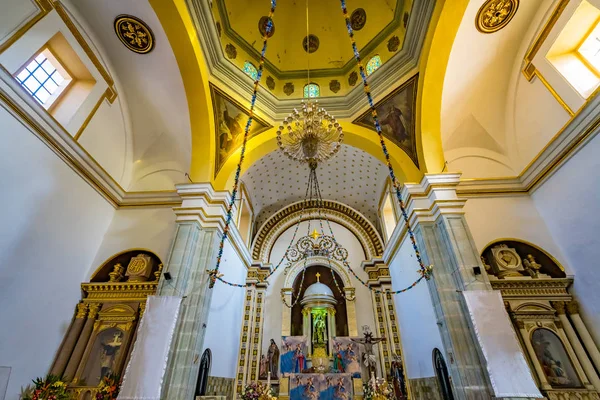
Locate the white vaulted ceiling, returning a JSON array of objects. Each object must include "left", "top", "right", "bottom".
[{"left": 242, "top": 144, "right": 389, "bottom": 230}]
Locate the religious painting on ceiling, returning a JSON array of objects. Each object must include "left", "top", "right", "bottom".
[
  {"left": 211, "top": 84, "right": 271, "bottom": 177},
  {"left": 353, "top": 74, "right": 419, "bottom": 167}
]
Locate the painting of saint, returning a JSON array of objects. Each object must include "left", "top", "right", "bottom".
[
  {"left": 280, "top": 336, "right": 307, "bottom": 375},
  {"left": 211, "top": 84, "right": 271, "bottom": 177},
  {"left": 353, "top": 74, "right": 419, "bottom": 167},
  {"left": 531, "top": 328, "right": 582, "bottom": 388}
]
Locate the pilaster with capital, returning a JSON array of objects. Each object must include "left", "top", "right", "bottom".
[
  {"left": 402, "top": 173, "right": 498, "bottom": 399},
  {"left": 566, "top": 301, "right": 600, "bottom": 373},
  {"left": 159, "top": 183, "right": 249, "bottom": 400},
  {"left": 50, "top": 302, "right": 88, "bottom": 377}
]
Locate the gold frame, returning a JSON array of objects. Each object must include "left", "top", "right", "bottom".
[
  {"left": 210, "top": 83, "right": 272, "bottom": 178},
  {"left": 113, "top": 15, "right": 155, "bottom": 55},
  {"left": 475, "top": 0, "right": 520, "bottom": 34},
  {"left": 480, "top": 237, "right": 566, "bottom": 272}
]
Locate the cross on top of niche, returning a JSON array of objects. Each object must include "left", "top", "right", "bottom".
[{"left": 315, "top": 272, "right": 321, "bottom": 283}]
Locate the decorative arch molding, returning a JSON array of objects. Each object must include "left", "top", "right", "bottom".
[
  {"left": 89, "top": 248, "right": 163, "bottom": 282},
  {"left": 283, "top": 256, "right": 353, "bottom": 289},
  {"left": 251, "top": 200, "right": 384, "bottom": 262}
]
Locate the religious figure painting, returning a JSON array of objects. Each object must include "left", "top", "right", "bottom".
[
  {"left": 290, "top": 373, "right": 353, "bottom": 400},
  {"left": 281, "top": 336, "right": 307, "bottom": 375},
  {"left": 81, "top": 328, "right": 124, "bottom": 386},
  {"left": 531, "top": 328, "right": 582, "bottom": 388},
  {"left": 211, "top": 84, "right": 271, "bottom": 177},
  {"left": 331, "top": 337, "right": 361, "bottom": 378},
  {"left": 353, "top": 74, "right": 419, "bottom": 167}
]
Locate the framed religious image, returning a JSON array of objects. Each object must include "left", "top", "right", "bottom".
[
  {"left": 531, "top": 328, "right": 583, "bottom": 388},
  {"left": 210, "top": 84, "right": 271, "bottom": 178},
  {"left": 280, "top": 336, "right": 307, "bottom": 375}
]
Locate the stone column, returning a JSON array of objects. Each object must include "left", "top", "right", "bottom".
[
  {"left": 553, "top": 302, "right": 600, "bottom": 391},
  {"left": 327, "top": 306, "right": 336, "bottom": 355},
  {"left": 64, "top": 303, "right": 100, "bottom": 382},
  {"left": 403, "top": 173, "right": 494, "bottom": 399},
  {"left": 160, "top": 183, "right": 246, "bottom": 400},
  {"left": 516, "top": 320, "right": 551, "bottom": 390},
  {"left": 567, "top": 301, "right": 600, "bottom": 372},
  {"left": 50, "top": 302, "right": 87, "bottom": 377},
  {"left": 554, "top": 320, "right": 595, "bottom": 390}
]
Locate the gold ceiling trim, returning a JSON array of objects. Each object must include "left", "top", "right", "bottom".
[
  {"left": 475, "top": 0, "right": 519, "bottom": 34},
  {"left": 251, "top": 199, "right": 384, "bottom": 261}
]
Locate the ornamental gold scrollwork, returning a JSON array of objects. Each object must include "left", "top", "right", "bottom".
[
  {"left": 475, "top": 0, "right": 519, "bottom": 34},
  {"left": 75, "top": 303, "right": 88, "bottom": 319},
  {"left": 88, "top": 303, "right": 101, "bottom": 319}
]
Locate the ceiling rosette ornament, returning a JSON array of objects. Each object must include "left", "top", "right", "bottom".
[{"left": 476, "top": 0, "right": 519, "bottom": 34}]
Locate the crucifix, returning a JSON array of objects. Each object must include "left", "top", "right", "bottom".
[
  {"left": 351, "top": 325, "right": 386, "bottom": 379},
  {"left": 315, "top": 272, "right": 321, "bottom": 282}
]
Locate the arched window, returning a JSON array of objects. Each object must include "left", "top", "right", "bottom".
[
  {"left": 303, "top": 83, "right": 320, "bottom": 98},
  {"left": 366, "top": 55, "right": 382, "bottom": 76},
  {"left": 243, "top": 61, "right": 258, "bottom": 81}
]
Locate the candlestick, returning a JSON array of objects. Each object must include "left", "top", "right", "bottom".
[{"left": 267, "top": 371, "right": 271, "bottom": 388}]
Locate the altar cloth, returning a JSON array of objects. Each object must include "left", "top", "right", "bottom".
[{"left": 289, "top": 373, "right": 353, "bottom": 400}]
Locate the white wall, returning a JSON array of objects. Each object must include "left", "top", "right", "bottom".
[
  {"left": 0, "top": 105, "right": 115, "bottom": 400},
  {"left": 463, "top": 196, "right": 569, "bottom": 270},
  {"left": 203, "top": 240, "right": 247, "bottom": 378},
  {"left": 88, "top": 207, "right": 177, "bottom": 277},
  {"left": 262, "top": 220, "right": 377, "bottom": 364},
  {"left": 389, "top": 235, "right": 443, "bottom": 379},
  {"left": 532, "top": 132, "right": 600, "bottom": 343}
]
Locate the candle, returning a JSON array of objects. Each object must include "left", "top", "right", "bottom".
[{"left": 267, "top": 371, "right": 271, "bottom": 388}]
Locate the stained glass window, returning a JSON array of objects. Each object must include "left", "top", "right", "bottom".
[
  {"left": 243, "top": 61, "right": 258, "bottom": 81},
  {"left": 366, "top": 55, "right": 382, "bottom": 76},
  {"left": 15, "top": 49, "right": 72, "bottom": 108},
  {"left": 303, "top": 83, "right": 320, "bottom": 98}
]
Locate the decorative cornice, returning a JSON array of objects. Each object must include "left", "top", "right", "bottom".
[
  {"left": 81, "top": 281, "right": 158, "bottom": 301},
  {"left": 186, "top": 0, "right": 437, "bottom": 120},
  {"left": 490, "top": 277, "right": 573, "bottom": 299},
  {"left": 251, "top": 199, "right": 384, "bottom": 262}
]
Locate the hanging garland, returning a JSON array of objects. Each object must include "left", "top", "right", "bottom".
[
  {"left": 338, "top": 0, "right": 433, "bottom": 287},
  {"left": 208, "top": 0, "right": 277, "bottom": 289}
]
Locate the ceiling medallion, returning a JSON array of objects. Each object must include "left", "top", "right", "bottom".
[
  {"left": 476, "top": 0, "right": 519, "bottom": 34},
  {"left": 348, "top": 71, "right": 358, "bottom": 86},
  {"left": 225, "top": 43, "right": 237, "bottom": 59},
  {"left": 350, "top": 8, "right": 367, "bottom": 31},
  {"left": 266, "top": 76, "right": 275, "bottom": 90},
  {"left": 329, "top": 80, "right": 341, "bottom": 93},
  {"left": 303, "top": 34, "right": 320, "bottom": 53},
  {"left": 114, "top": 15, "right": 155, "bottom": 54},
  {"left": 259, "top": 16, "right": 275, "bottom": 38},
  {"left": 283, "top": 82, "right": 294, "bottom": 96},
  {"left": 387, "top": 35, "right": 400, "bottom": 52}
]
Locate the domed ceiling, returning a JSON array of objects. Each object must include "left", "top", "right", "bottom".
[{"left": 242, "top": 144, "right": 388, "bottom": 231}]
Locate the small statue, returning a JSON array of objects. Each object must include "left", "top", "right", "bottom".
[
  {"left": 266, "top": 339, "right": 280, "bottom": 379},
  {"left": 480, "top": 256, "right": 492, "bottom": 273},
  {"left": 523, "top": 254, "right": 542, "bottom": 278},
  {"left": 108, "top": 263, "right": 124, "bottom": 282},
  {"left": 294, "top": 343, "right": 306, "bottom": 373},
  {"left": 391, "top": 353, "right": 407, "bottom": 399},
  {"left": 259, "top": 354, "right": 268, "bottom": 379},
  {"left": 313, "top": 312, "right": 327, "bottom": 345}
]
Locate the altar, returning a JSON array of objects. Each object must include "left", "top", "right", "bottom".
[{"left": 288, "top": 373, "right": 354, "bottom": 400}]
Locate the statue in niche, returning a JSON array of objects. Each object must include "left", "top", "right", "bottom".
[
  {"left": 100, "top": 332, "right": 123, "bottom": 378},
  {"left": 313, "top": 312, "right": 327, "bottom": 345},
  {"left": 523, "top": 254, "right": 542, "bottom": 278},
  {"left": 267, "top": 339, "right": 280, "bottom": 379},
  {"left": 351, "top": 326, "right": 386, "bottom": 379},
  {"left": 259, "top": 354, "right": 268, "bottom": 379}
]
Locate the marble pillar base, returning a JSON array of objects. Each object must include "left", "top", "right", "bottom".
[
  {"left": 409, "top": 377, "right": 442, "bottom": 400},
  {"left": 196, "top": 396, "right": 226, "bottom": 400}
]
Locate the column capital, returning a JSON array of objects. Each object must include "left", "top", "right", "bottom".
[
  {"left": 174, "top": 182, "right": 251, "bottom": 267},
  {"left": 552, "top": 301, "right": 567, "bottom": 315},
  {"left": 566, "top": 301, "right": 579, "bottom": 315},
  {"left": 75, "top": 302, "right": 88, "bottom": 319},
  {"left": 87, "top": 303, "right": 101, "bottom": 319}
]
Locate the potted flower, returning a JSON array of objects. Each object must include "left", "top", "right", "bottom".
[
  {"left": 96, "top": 374, "right": 120, "bottom": 400},
  {"left": 241, "top": 381, "right": 276, "bottom": 400},
  {"left": 363, "top": 375, "right": 396, "bottom": 400},
  {"left": 20, "top": 374, "right": 69, "bottom": 400}
]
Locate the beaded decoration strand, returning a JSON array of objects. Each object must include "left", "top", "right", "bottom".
[
  {"left": 339, "top": 0, "right": 433, "bottom": 287},
  {"left": 208, "top": 0, "right": 277, "bottom": 288}
]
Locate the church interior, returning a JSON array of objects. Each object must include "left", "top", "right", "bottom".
[{"left": 1, "top": 0, "right": 600, "bottom": 399}]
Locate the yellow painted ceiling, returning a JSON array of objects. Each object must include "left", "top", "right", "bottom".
[{"left": 217, "top": 0, "right": 403, "bottom": 75}]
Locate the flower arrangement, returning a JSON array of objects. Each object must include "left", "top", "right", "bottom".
[
  {"left": 20, "top": 375, "right": 69, "bottom": 400},
  {"left": 96, "top": 374, "right": 120, "bottom": 400},
  {"left": 363, "top": 375, "right": 396, "bottom": 400},
  {"left": 241, "top": 381, "right": 277, "bottom": 400}
]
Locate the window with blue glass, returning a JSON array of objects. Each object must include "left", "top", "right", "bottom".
[
  {"left": 366, "top": 55, "right": 382, "bottom": 76},
  {"left": 243, "top": 61, "right": 258, "bottom": 81},
  {"left": 303, "top": 83, "right": 320, "bottom": 98}
]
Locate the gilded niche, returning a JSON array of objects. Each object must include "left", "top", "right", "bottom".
[
  {"left": 476, "top": 0, "right": 519, "bottom": 34},
  {"left": 114, "top": 15, "right": 155, "bottom": 54}
]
